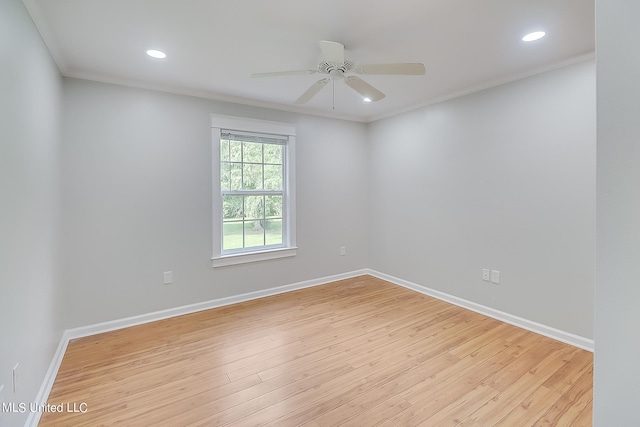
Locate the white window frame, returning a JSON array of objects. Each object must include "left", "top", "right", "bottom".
[{"left": 211, "top": 115, "right": 297, "bottom": 267}]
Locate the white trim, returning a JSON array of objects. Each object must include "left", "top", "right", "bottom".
[
  {"left": 212, "top": 117, "right": 297, "bottom": 265},
  {"left": 24, "top": 335, "right": 70, "bottom": 427},
  {"left": 66, "top": 270, "right": 368, "bottom": 341},
  {"left": 366, "top": 53, "right": 595, "bottom": 123},
  {"left": 212, "top": 247, "right": 297, "bottom": 267},
  {"left": 211, "top": 115, "right": 295, "bottom": 136},
  {"left": 34, "top": 52, "right": 594, "bottom": 125},
  {"left": 21, "top": 0, "right": 68, "bottom": 73},
  {"left": 212, "top": 126, "right": 222, "bottom": 260},
  {"left": 21, "top": 0, "right": 593, "bottom": 128},
  {"left": 64, "top": 72, "right": 367, "bottom": 123},
  {"left": 28, "top": 268, "right": 593, "bottom": 426},
  {"left": 24, "top": 269, "right": 366, "bottom": 426},
  {"left": 285, "top": 135, "right": 296, "bottom": 249},
  {"left": 366, "top": 269, "right": 594, "bottom": 352}
]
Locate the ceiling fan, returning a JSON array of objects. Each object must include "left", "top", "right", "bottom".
[{"left": 251, "top": 40, "right": 426, "bottom": 105}]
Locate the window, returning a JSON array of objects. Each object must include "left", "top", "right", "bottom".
[
  {"left": 220, "top": 132, "right": 285, "bottom": 249},
  {"left": 211, "top": 115, "right": 296, "bottom": 267}
]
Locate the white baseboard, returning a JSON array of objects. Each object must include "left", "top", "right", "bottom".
[
  {"left": 24, "top": 336, "right": 69, "bottom": 427},
  {"left": 26, "top": 267, "right": 593, "bottom": 426},
  {"left": 366, "top": 269, "right": 594, "bottom": 352},
  {"left": 24, "top": 268, "right": 368, "bottom": 427},
  {"left": 64, "top": 269, "right": 370, "bottom": 340}
]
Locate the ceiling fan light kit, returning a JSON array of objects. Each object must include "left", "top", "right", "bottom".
[{"left": 251, "top": 40, "right": 425, "bottom": 106}]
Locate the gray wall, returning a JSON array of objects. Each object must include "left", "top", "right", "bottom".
[
  {"left": 368, "top": 60, "right": 596, "bottom": 339},
  {"left": 0, "top": 0, "right": 64, "bottom": 425},
  {"left": 594, "top": 1, "right": 640, "bottom": 424},
  {"left": 59, "top": 79, "right": 370, "bottom": 328},
  {"left": 4, "top": 2, "right": 600, "bottom": 421}
]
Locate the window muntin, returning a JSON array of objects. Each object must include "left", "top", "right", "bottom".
[
  {"left": 211, "top": 115, "right": 296, "bottom": 267},
  {"left": 220, "top": 131, "right": 287, "bottom": 254}
]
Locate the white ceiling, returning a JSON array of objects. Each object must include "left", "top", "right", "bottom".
[{"left": 23, "top": 0, "right": 594, "bottom": 122}]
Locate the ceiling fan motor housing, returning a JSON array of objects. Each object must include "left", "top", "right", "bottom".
[{"left": 319, "top": 60, "right": 354, "bottom": 75}]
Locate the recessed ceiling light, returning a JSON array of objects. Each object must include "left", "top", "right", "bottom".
[
  {"left": 146, "top": 49, "right": 166, "bottom": 59},
  {"left": 363, "top": 97, "right": 372, "bottom": 102},
  {"left": 522, "top": 31, "right": 546, "bottom": 42}
]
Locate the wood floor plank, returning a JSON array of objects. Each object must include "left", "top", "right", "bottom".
[
  {"left": 392, "top": 349, "right": 516, "bottom": 426},
  {"left": 414, "top": 384, "right": 500, "bottom": 427},
  {"left": 468, "top": 345, "right": 578, "bottom": 425},
  {"left": 281, "top": 351, "right": 460, "bottom": 427},
  {"left": 494, "top": 385, "right": 563, "bottom": 427},
  {"left": 336, "top": 395, "right": 412, "bottom": 427},
  {"left": 38, "top": 275, "right": 592, "bottom": 427},
  {"left": 187, "top": 364, "right": 358, "bottom": 426},
  {"left": 570, "top": 397, "right": 593, "bottom": 427},
  {"left": 454, "top": 417, "right": 484, "bottom": 427},
  {"left": 236, "top": 347, "right": 437, "bottom": 426},
  {"left": 531, "top": 364, "right": 594, "bottom": 426},
  {"left": 137, "top": 372, "right": 297, "bottom": 426}
]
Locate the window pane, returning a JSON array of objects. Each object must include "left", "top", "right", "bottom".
[
  {"left": 244, "top": 195, "right": 264, "bottom": 220},
  {"left": 230, "top": 163, "right": 242, "bottom": 191},
  {"left": 222, "top": 195, "right": 243, "bottom": 220},
  {"left": 221, "top": 162, "right": 231, "bottom": 191},
  {"left": 264, "top": 144, "right": 282, "bottom": 165},
  {"left": 243, "top": 142, "right": 262, "bottom": 163},
  {"left": 265, "top": 219, "right": 283, "bottom": 245},
  {"left": 265, "top": 195, "right": 283, "bottom": 218},
  {"left": 229, "top": 140, "right": 242, "bottom": 162},
  {"left": 222, "top": 221, "right": 243, "bottom": 250},
  {"left": 220, "top": 139, "right": 230, "bottom": 162},
  {"left": 243, "top": 163, "right": 263, "bottom": 190},
  {"left": 244, "top": 220, "right": 265, "bottom": 247},
  {"left": 217, "top": 125, "right": 292, "bottom": 257},
  {"left": 264, "top": 165, "right": 283, "bottom": 190}
]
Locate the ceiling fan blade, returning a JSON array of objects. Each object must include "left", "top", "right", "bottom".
[
  {"left": 295, "top": 78, "right": 330, "bottom": 104},
  {"left": 344, "top": 76, "right": 385, "bottom": 101},
  {"left": 354, "top": 63, "right": 426, "bottom": 75},
  {"left": 319, "top": 40, "right": 344, "bottom": 64},
  {"left": 251, "top": 69, "right": 318, "bottom": 78}
]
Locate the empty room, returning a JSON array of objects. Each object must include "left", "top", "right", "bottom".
[{"left": 2, "top": 0, "right": 639, "bottom": 425}]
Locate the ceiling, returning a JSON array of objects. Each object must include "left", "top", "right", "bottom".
[{"left": 23, "top": 0, "right": 594, "bottom": 122}]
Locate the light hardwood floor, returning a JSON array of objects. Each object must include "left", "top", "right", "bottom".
[{"left": 39, "top": 275, "right": 593, "bottom": 426}]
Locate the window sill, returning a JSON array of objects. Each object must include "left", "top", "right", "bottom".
[{"left": 212, "top": 247, "right": 297, "bottom": 268}]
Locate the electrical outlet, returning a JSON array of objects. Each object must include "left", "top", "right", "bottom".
[
  {"left": 482, "top": 269, "right": 490, "bottom": 281},
  {"left": 340, "top": 246, "right": 346, "bottom": 256},
  {"left": 491, "top": 270, "right": 500, "bottom": 284},
  {"left": 163, "top": 271, "right": 172, "bottom": 285},
  {"left": 12, "top": 363, "right": 19, "bottom": 393}
]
